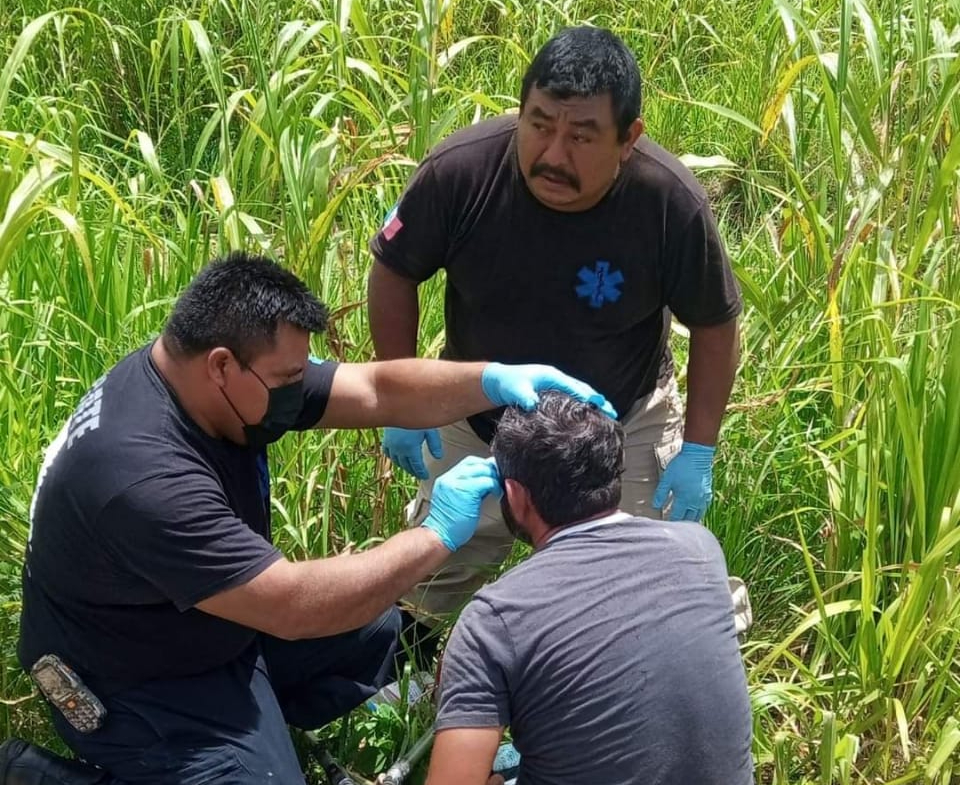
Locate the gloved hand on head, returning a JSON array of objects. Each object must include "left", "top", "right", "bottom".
[
  {"left": 421, "top": 456, "right": 502, "bottom": 551},
  {"left": 481, "top": 362, "right": 617, "bottom": 418},
  {"left": 382, "top": 363, "right": 615, "bottom": 480}
]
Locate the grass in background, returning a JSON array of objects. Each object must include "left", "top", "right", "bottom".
[{"left": 1, "top": 0, "right": 959, "bottom": 782}]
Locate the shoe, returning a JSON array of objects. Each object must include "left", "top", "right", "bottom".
[{"left": 0, "top": 739, "right": 112, "bottom": 785}]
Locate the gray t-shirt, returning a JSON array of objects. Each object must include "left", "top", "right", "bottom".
[{"left": 436, "top": 514, "right": 753, "bottom": 785}]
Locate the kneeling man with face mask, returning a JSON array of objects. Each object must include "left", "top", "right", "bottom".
[{"left": 3, "top": 254, "right": 612, "bottom": 785}]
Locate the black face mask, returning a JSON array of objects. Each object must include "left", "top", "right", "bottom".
[{"left": 221, "top": 365, "right": 304, "bottom": 449}]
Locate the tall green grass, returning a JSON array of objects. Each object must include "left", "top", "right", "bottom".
[{"left": 1, "top": 0, "right": 959, "bottom": 781}]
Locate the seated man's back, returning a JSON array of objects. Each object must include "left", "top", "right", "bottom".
[
  {"left": 430, "top": 393, "right": 753, "bottom": 785},
  {"left": 438, "top": 514, "right": 752, "bottom": 785}
]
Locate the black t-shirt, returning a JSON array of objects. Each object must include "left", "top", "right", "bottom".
[
  {"left": 371, "top": 115, "right": 741, "bottom": 440},
  {"left": 18, "top": 345, "right": 338, "bottom": 693}
]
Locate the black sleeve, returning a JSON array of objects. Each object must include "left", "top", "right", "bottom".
[
  {"left": 369, "top": 159, "right": 450, "bottom": 282},
  {"left": 292, "top": 357, "right": 339, "bottom": 430},
  {"left": 435, "top": 599, "right": 513, "bottom": 730},
  {"left": 662, "top": 198, "right": 742, "bottom": 327},
  {"left": 98, "top": 471, "right": 283, "bottom": 611}
]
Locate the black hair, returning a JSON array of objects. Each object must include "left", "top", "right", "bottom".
[
  {"left": 162, "top": 251, "right": 328, "bottom": 365},
  {"left": 492, "top": 392, "right": 624, "bottom": 528},
  {"left": 520, "top": 26, "right": 642, "bottom": 142}
]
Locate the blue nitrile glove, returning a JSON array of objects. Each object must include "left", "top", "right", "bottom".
[
  {"left": 480, "top": 363, "right": 617, "bottom": 419},
  {"left": 421, "top": 456, "right": 502, "bottom": 551},
  {"left": 652, "top": 441, "right": 716, "bottom": 522},
  {"left": 382, "top": 427, "right": 443, "bottom": 480}
]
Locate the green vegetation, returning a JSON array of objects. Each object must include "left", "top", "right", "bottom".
[{"left": 1, "top": 0, "right": 959, "bottom": 781}]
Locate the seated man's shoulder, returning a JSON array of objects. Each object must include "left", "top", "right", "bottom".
[
  {"left": 627, "top": 514, "right": 725, "bottom": 553},
  {"left": 458, "top": 550, "right": 576, "bottom": 632},
  {"left": 667, "top": 519, "right": 727, "bottom": 559},
  {"left": 449, "top": 572, "right": 538, "bottom": 649}
]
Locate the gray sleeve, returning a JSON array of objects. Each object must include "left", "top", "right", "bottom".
[{"left": 435, "top": 599, "right": 513, "bottom": 730}]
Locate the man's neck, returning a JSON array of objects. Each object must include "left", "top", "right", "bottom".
[
  {"left": 535, "top": 507, "right": 623, "bottom": 549},
  {"left": 150, "top": 339, "right": 221, "bottom": 438}
]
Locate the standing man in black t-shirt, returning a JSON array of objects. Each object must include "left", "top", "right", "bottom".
[
  {"left": 368, "top": 27, "right": 742, "bottom": 634},
  {"left": 4, "top": 252, "right": 612, "bottom": 785}
]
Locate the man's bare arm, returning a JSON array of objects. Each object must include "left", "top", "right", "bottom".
[
  {"left": 425, "top": 727, "right": 504, "bottom": 785},
  {"left": 683, "top": 317, "right": 739, "bottom": 445},
  {"left": 196, "top": 527, "right": 450, "bottom": 639},
  {"left": 368, "top": 260, "right": 420, "bottom": 359},
  {"left": 315, "top": 359, "right": 492, "bottom": 429}
]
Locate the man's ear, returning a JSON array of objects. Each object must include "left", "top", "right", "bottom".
[
  {"left": 504, "top": 479, "right": 533, "bottom": 521},
  {"left": 207, "top": 347, "right": 233, "bottom": 387},
  {"left": 620, "top": 117, "right": 644, "bottom": 161}
]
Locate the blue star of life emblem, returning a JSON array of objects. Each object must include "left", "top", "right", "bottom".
[{"left": 575, "top": 260, "right": 624, "bottom": 308}]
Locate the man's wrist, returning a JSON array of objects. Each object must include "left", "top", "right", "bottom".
[
  {"left": 419, "top": 520, "right": 457, "bottom": 553},
  {"left": 480, "top": 362, "right": 503, "bottom": 405},
  {"left": 682, "top": 441, "right": 716, "bottom": 455}
]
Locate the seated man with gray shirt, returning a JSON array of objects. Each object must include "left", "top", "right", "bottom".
[{"left": 424, "top": 393, "right": 753, "bottom": 785}]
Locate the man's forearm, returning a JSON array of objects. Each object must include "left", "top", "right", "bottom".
[
  {"left": 369, "top": 260, "right": 420, "bottom": 359},
  {"left": 683, "top": 318, "right": 739, "bottom": 445},
  {"left": 285, "top": 527, "right": 450, "bottom": 639},
  {"left": 367, "top": 359, "right": 493, "bottom": 427},
  {"left": 196, "top": 527, "right": 452, "bottom": 639}
]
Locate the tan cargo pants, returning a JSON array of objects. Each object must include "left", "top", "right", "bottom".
[{"left": 403, "top": 377, "right": 685, "bottom": 623}]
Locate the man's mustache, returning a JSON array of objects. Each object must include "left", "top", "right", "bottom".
[{"left": 530, "top": 162, "right": 580, "bottom": 191}]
